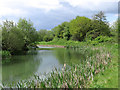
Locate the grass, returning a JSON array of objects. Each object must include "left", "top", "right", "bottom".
[
  {"left": 36, "top": 39, "right": 90, "bottom": 49},
  {"left": 89, "top": 43, "right": 118, "bottom": 88},
  {"left": 2, "top": 41, "right": 118, "bottom": 88},
  {"left": 89, "top": 64, "right": 118, "bottom": 88}
]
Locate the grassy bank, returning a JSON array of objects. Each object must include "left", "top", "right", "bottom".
[
  {"left": 36, "top": 40, "right": 118, "bottom": 88},
  {"left": 36, "top": 39, "right": 89, "bottom": 48},
  {"left": 2, "top": 40, "right": 118, "bottom": 88},
  {"left": 89, "top": 43, "right": 118, "bottom": 88}
]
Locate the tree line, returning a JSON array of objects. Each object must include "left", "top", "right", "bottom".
[{"left": 1, "top": 11, "right": 118, "bottom": 55}]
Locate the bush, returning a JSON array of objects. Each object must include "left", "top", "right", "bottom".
[
  {"left": 86, "top": 36, "right": 114, "bottom": 45},
  {"left": 1, "top": 50, "right": 11, "bottom": 58},
  {"left": 0, "top": 50, "right": 11, "bottom": 64},
  {"left": 94, "top": 36, "right": 113, "bottom": 43}
]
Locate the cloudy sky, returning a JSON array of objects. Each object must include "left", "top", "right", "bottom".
[{"left": 0, "top": 0, "right": 119, "bottom": 30}]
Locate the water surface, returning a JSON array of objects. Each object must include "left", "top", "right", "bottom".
[{"left": 2, "top": 47, "right": 86, "bottom": 84}]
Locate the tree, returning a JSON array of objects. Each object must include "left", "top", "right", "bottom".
[
  {"left": 17, "top": 18, "right": 37, "bottom": 50},
  {"left": 69, "top": 16, "right": 92, "bottom": 41},
  {"left": 110, "top": 19, "right": 119, "bottom": 42},
  {"left": 2, "top": 20, "right": 24, "bottom": 54},
  {"left": 92, "top": 11, "right": 110, "bottom": 37},
  {"left": 46, "top": 31, "right": 54, "bottom": 41},
  {"left": 2, "top": 19, "right": 38, "bottom": 54},
  {"left": 62, "top": 22, "right": 71, "bottom": 40},
  {"left": 37, "top": 29, "right": 53, "bottom": 42},
  {"left": 43, "top": 31, "right": 54, "bottom": 42},
  {"left": 52, "top": 25, "right": 64, "bottom": 38},
  {"left": 52, "top": 22, "right": 71, "bottom": 40},
  {"left": 37, "top": 29, "right": 48, "bottom": 41},
  {"left": 93, "top": 11, "right": 107, "bottom": 22},
  {"left": 86, "top": 11, "right": 111, "bottom": 40}
]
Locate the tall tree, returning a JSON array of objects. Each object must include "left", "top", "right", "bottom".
[
  {"left": 62, "top": 22, "right": 71, "bottom": 40},
  {"left": 69, "top": 16, "right": 92, "bottom": 41},
  {"left": 2, "top": 20, "right": 24, "bottom": 54},
  {"left": 17, "top": 18, "right": 37, "bottom": 50},
  {"left": 88, "top": 11, "right": 111, "bottom": 39},
  {"left": 52, "top": 22, "right": 71, "bottom": 39},
  {"left": 93, "top": 11, "right": 107, "bottom": 22}
]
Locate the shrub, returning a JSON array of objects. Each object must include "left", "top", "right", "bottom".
[
  {"left": 94, "top": 36, "right": 113, "bottom": 43},
  {"left": 0, "top": 50, "right": 11, "bottom": 64},
  {"left": 1, "top": 50, "right": 11, "bottom": 58},
  {"left": 86, "top": 36, "right": 114, "bottom": 45}
]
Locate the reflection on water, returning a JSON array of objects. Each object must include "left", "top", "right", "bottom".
[
  {"left": 55, "top": 48, "right": 86, "bottom": 65},
  {"left": 2, "top": 53, "right": 41, "bottom": 83},
  {"left": 2, "top": 48, "right": 86, "bottom": 84},
  {"left": 35, "top": 50, "right": 62, "bottom": 74}
]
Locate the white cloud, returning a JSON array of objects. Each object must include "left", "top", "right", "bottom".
[
  {"left": 0, "top": 0, "right": 118, "bottom": 29},
  {"left": 63, "top": 0, "right": 119, "bottom": 10},
  {"left": 0, "top": 7, "right": 27, "bottom": 16},
  {"left": 0, "top": 0, "right": 63, "bottom": 15},
  {"left": 27, "top": 0, "right": 62, "bottom": 11},
  {"left": 114, "top": 14, "right": 120, "bottom": 17},
  {"left": 0, "top": 0, "right": 118, "bottom": 16},
  {"left": 64, "top": 0, "right": 119, "bottom": 6},
  {"left": 0, "top": 0, "right": 28, "bottom": 17}
]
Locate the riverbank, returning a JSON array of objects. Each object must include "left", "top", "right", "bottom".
[
  {"left": 37, "top": 45, "right": 65, "bottom": 48},
  {"left": 35, "top": 39, "right": 89, "bottom": 48},
  {"left": 2, "top": 41, "right": 118, "bottom": 88},
  {"left": 36, "top": 41, "right": 118, "bottom": 88}
]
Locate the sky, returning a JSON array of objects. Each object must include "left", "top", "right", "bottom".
[{"left": 0, "top": 0, "right": 119, "bottom": 30}]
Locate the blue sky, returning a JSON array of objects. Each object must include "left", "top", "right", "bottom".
[{"left": 0, "top": 0, "right": 119, "bottom": 30}]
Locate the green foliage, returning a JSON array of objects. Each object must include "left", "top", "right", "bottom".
[
  {"left": 51, "top": 12, "right": 111, "bottom": 42},
  {"left": 1, "top": 50, "right": 11, "bottom": 58},
  {"left": 52, "top": 25, "right": 64, "bottom": 38},
  {"left": 69, "top": 16, "right": 92, "bottom": 41},
  {"left": 37, "top": 29, "right": 54, "bottom": 42},
  {"left": 93, "top": 11, "right": 107, "bottom": 22},
  {"left": 91, "top": 11, "right": 110, "bottom": 37},
  {"left": 52, "top": 22, "right": 71, "bottom": 40},
  {"left": 17, "top": 18, "right": 38, "bottom": 45},
  {"left": 62, "top": 22, "right": 71, "bottom": 40},
  {"left": 110, "top": 19, "right": 118, "bottom": 43},
  {"left": 37, "top": 29, "right": 48, "bottom": 41},
  {"left": 86, "top": 36, "right": 113, "bottom": 45},
  {"left": 2, "top": 19, "right": 38, "bottom": 55},
  {"left": 37, "top": 39, "right": 89, "bottom": 49},
  {"left": 67, "top": 12, "right": 110, "bottom": 41},
  {"left": 94, "top": 36, "right": 113, "bottom": 43},
  {"left": 0, "top": 50, "right": 11, "bottom": 64},
  {"left": 2, "top": 20, "right": 25, "bottom": 54}
]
